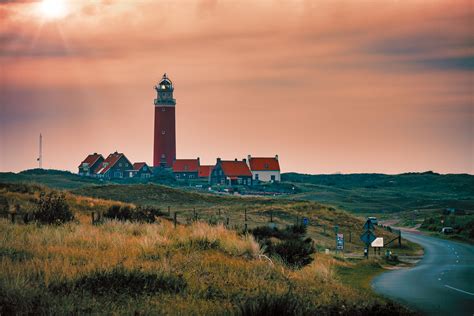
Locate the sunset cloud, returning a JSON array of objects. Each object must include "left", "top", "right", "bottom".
[{"left": 1, "top": 0, "right": 472, "bottom": 173}]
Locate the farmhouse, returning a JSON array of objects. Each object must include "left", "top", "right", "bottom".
[
  {"left": 172, "top": 158, "right": 200, "bottom": 179},
  {"left": 128, "top": 162, "right": 153, "bottom": 179},
  {"left": 210, "top": 158, "right": 252, "bottom": 186},
  {"left": 94, "top": 152, "right": 133, "bottom": 179},
  {"left": 78, "top": 153, "right": 104, "bottom": 176},
  {"left": 247, "top": 155, "right": 280, "bottom": 182}
]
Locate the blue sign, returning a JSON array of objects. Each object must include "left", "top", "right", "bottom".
[
  {"left": 363, "top": 220, "right": 375, "bottom": 231},
  {"left": 302, "top": 217, "right": 309, "bottom": 226},
  {"left": 336, "top": 233, "right": 344, "bottom": 250},
  {"left": 360, "top": 230, "right": 376, "bottom": 245}
]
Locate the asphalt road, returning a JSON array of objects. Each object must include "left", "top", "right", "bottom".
[{"left": 372, "top": 231, "right": 474, "bottom": 315}]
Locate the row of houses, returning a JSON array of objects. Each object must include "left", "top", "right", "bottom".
[
  {"left": 78, "top": 152, "right": 280, "bottom": 185},
  {"left": 78, "top": 152, "right": 153, "bottom": 179},
  {"left": 173, "top": 155, "right": 280, "bottom": 185}
]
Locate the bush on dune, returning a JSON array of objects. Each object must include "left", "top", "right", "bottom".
[
  {"left": 104, "top": 204, "right": 164, "bottom": 223},
  {"left": 33, "top": 192, "right": 73, "bottom": 225}
]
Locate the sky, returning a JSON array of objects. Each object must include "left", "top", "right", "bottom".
[{"left": 0, "top": 0, "right": 473, "bottom": 174}]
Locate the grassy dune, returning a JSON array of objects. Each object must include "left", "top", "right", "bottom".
[
  {"left": 0, "top": 219, "right": 413, "bottom": 315},
  {"left": 0, "top": 182, "right": 419, "bottom": 314}
]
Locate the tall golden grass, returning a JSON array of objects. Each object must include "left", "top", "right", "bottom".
[{"left": 0, "top": 218, "right": 410, "bottom": 315}]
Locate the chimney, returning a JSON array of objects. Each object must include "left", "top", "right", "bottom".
[
  {"left": 275, "top": 154, "right": 279, "bottom": 161},
  {"left": 197, "top": 157, "right": 200, "bottom": 165},
  {"left": 243, "top": 158, "right": 246, "bottom": 163},
  {"left": 217, "top": 158, "right": 221, "bottom": 163},
  {"left": 248, "top": 154, "right": 251, "bottom": 161},
  {"left": 234, "top": 158, "right": 238, "bottom": 162}
]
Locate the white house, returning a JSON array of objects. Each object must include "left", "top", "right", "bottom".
[{"left": 247, "top": 155, "right": 281, "bottom": 182}]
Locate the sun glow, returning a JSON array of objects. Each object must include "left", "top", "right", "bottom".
[{"left": 39, "top": 0, "right": 68, "bottom": 19}]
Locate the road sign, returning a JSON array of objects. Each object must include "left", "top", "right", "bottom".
[
  {"left": 360, "top": 230, "right": 376, "bottom": 245},
  {"left": 371, "top": 237, "right": 384, "bottom": 248},
  {"left": 303, "top": 217, "right": 309, "bottom": 226},
  {"left": 336, "top": 233, "right": 344, "bottom": 250},
  {"left": 363, "top": 219, "right": 375, "bottom": 231}
]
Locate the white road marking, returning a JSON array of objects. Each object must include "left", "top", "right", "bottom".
[{"left": 444, "top": 285, "right": 474, "bottom": 296}]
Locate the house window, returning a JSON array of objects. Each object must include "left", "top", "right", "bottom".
[
  {"left": 255, "top": 174, "right": 259, "bottom": 180},
  {"left": 162, "top": 108, "right": 166, "bottom": 112},
  {"left": 119, "top": 163, "right": 122, "bottom": 167},
  {"left": 161, "top": 154, "right": 166, "bottom": 158},
  {"left": 125, "top": 163, "right": 128, "bottom": 167},
  {"left": 162, "top": 130, "right": 166, "bottom": 135},
  {"left": 271, "top": 175, "right": 276, "bottom": 181},
  {"left": 114, "top": 171, "right": 122, "bottom": 178}
]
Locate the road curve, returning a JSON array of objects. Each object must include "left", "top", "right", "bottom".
[{"left": 372, "top": 231, "right": 474, "bottom": 315}]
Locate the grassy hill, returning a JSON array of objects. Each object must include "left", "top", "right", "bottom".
[
  {"left": 0, "top": 182, "right": 414, "bottom": 315},
  {"left": 0, "top": 169, "right": 101, "bottom": 190},
  {"left": 284, "top": 172, "right": 474, "bottom": 214}
]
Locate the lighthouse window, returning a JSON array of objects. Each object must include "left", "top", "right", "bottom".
[{"left": 162, "top": 130, "right": 166, "bottom": 135}]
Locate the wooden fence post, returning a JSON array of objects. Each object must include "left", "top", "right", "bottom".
[
  {"left": 270, "top": 211, "right": 273, "bottom": 223},
  {"left": 244, "top": 209, "right": 247, "bottom": 222},
  {"left": 244, "top": 223, "right": 248, "bottom": 234},
  {"left": 91, "top": 212, "right": 95, "bottom": 225},
  {"left": 168, "top": 206, "right": 171, "bottom": 217},
  {"left": 226, "top": 217, "right": 229, "bottom": 227},
  {"left": 398, "top": 230, "right": 402, "bottom": 248},
  {"left": 174, "top": 212, "right": 177, "bottom": 228},
  {"left": 218, "top": 209, "right": 221, "bottom": 216},
  {"left": 11, "top": 213, "right": 15, "bottom": 224}
]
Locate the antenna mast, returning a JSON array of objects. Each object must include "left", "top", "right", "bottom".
[{"left": 38, "top": 133, "right": 43, "bottom": 169}]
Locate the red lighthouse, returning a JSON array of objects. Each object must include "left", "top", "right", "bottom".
[{"left": 153, "top": 73, "right": 176, "bottom": 168}]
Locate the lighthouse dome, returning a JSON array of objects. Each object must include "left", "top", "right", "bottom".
[{"left": 156, "top": 73, "right": 173, "bottom": 91}]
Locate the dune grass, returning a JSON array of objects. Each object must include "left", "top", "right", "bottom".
[{"left": 0, "top": 218, "right": 414, "bottom": 315}]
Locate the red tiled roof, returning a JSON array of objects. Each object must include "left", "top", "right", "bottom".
[
  {"left": 133, "top": 162, "right": 147, "bottom": 171},
  {"left": 173, "top": 159, "right": 199, "bottom": 173},
  {"left": 79, "top": 153, "right": 103, "bottom": 168},
  {"left": 221, "top": 161, "right": 252, "bottom": 177},
  {"left": 95, "top": 152, "right": 126, "bottom": 175},
  {"left": 198, "top": 165, "right": 213, "bottom": 178},
  {"left": 249, "top": 157, "right": 280, "bottom": 171}
]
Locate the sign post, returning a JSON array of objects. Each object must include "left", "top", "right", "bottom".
[
  {"left": 360, "top": 219, "right": 376, "bottom": 258},
  {"left": 336, "top": 233, "right": 344, "bottom": 254}
]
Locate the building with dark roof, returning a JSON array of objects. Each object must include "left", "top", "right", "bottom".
[{"left": 210, "top": 158, "right": 252, "bottom": 186}]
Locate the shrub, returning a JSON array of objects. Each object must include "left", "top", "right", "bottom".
[
  {"left": 104, "top": 205, "right": 163, "bottom": 223},
  {"left": 250, "top": 225, "right": 306, "bottom": 241},
  {"left": 49, "top": 267, "right": 186, "bottom": 296},
  {"left": 250, "top": 225, "right": 315, "bottom": 268},
  {"left": 273, "top": 238, "right": 315, "bottom": 268},
  {"left": 34, "top": 192, "right": 73, "bottom": 225}
]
